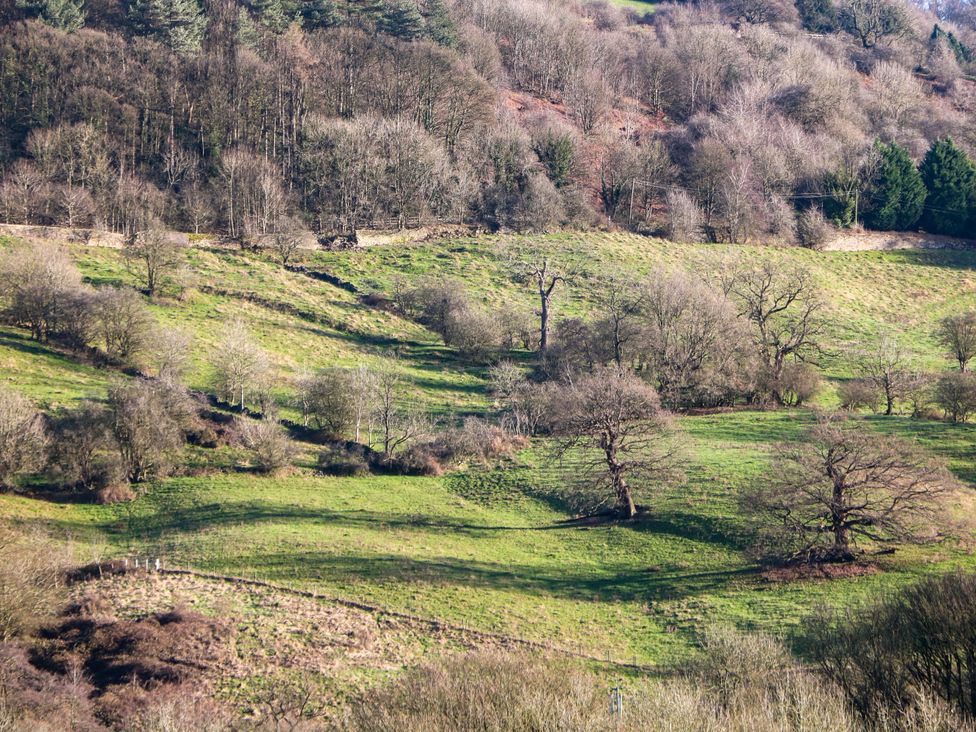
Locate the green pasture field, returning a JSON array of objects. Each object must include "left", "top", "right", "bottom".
[{"left": 1, "top": 232, "right": 976, "bottom": 667}]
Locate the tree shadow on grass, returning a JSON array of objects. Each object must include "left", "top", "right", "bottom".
[
  {"left": 224, "top": 550, "right": 758, "bottom": 605},
  {"left": 632, "top": 511, "right": 752, "bottom": 553},
  {"left": 879, "top": 249, "right": 976, "bottom": 271}
]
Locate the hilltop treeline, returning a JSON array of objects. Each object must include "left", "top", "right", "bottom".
[{"left": 1, "top": 0, "right": 976, "bottom": 242}]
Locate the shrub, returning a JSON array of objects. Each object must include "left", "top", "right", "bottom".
[
  {"left": 838, "top": 378, "right": 880, "bottom": 412},
  {"left": 803, "top": 572, "right": 976, "bottom": 725},
  {"left": 390, "top": 446, "right": 444, "bottom": 476},
  {"left": 934, "top": 371, "right": 976, "bottom": 422},
  {"left": 234, "top": 417, "right": 296, "bottom": 474},
  {"left": 318, "top": 444, "right": 371, "bottom": 477},
  {"left": 0, "top": 387, "right": 48, "bottom": 491},
  {"left": 418, "top": 418, "right": 526, "bottom": 466},
  {"left": 49, "top": 404, "right": 126, "bottom": 493},
  {"left": 775, "top": 362, "right": 822, "bottom": 407},
  {"left": 0, "top": 529, "right": 69, "bottom": 641},
  {"left": 796, "top": 207, "right": 833, "bottom": 250},
  {"left": 95, "top": 483, "right": 137, "bottom": 504}
]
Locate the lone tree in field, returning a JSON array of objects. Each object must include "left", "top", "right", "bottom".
[
  {"left": 856, "top": 335, "right": 912, "bottom": 416},
  {"left": 937, "top": 312, "right": 976, "bottom": 372},
  {"left": 550, "top": 368, "right": 680, "bottom": 519},
  {"left": 725, "top": 262, "right": 825, "bottom": 404},
  {"left": 125, "top": 228, "right": 185, "bottom": 297},
  {"left": 268, "top": 218, "right": 305, "bottom": 266},
  {"left": 744, "top": 414, "right": 953, "bottom": 563},
  {"left": 502, "top": 247, "right": 572, "bottom": 354}
]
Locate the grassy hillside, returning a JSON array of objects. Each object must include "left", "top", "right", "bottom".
[{"left": 2, "top": 233, "right": 976, "bottom": 669}]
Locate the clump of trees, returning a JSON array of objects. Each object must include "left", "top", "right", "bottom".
[
  {"left": 0, "top": 240, "right": 165, "bottom": 368},
  {"left": 804, "top": 571, "right": 976, "bottom": 725},
  {"left": 3, "top": 0, "right": 972, "bottom": 244}
]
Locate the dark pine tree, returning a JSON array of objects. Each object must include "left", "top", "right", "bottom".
[
  {"left": 796, "top": 0, "right": 836, "bottom": 33},
  {"left": 300, "top": 0, "right": 340, "bottom": 28},
  {"left": 128, "top": 0, "right": 206, "bottom": 52},
  {"left": 16, "top": 0, "right": 86, "bottom": 30},
  {"left": 344, "top": 0, "right": 384, "bottom": 26},
  {"left": 919, "top": 138, "right": 976, "bottom": 238},
  {"left": 863, "top": 141, "right": 926, "bottom": 232},
  {"left": 422, "top": 0, "right": 456, "bottom": 47},
  {"left": 379, "top": 0, "right": 424, "bottom": 40}
]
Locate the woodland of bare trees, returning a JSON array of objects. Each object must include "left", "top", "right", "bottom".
[{"left": 1, "top": 0, "right": 975, "bottom": 243}]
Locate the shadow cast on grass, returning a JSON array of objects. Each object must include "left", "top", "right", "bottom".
[{"left": 223, "top": 550, "right": 758, "bottom": 605}]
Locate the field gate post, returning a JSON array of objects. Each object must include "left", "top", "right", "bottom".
[{"left": 609, "top": 686, "right": 623, "bottom": 719}]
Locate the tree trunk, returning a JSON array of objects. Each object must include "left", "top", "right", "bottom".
[
  {"left": 539, "top": 293, "right": 550, "bottom": 353},
  {"left": 605, "top": 439, "right": 636, "bottom": 519}
]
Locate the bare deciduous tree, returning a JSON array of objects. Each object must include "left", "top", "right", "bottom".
[
  {"left": 838, "top": 0, "right": 911, "bottom": 49},
  {"left": 149, "top": 326, "right": 194, "bottom": 384},
  {"left": 598, "top": 274, "right": 643, "bottom": 368},
  {"left": 635, "top": 271, "right": 752, "bottom": 409},
  {"left": 108, "top": 378, "right": 194, "bottom": 483},
  {"left": 502, "top": 248, "right": 571, "bottom": 354},
  {"left": 94, "top": 286, "right": 152, "bottom": 364},
  {"left": 937, "top": 312, "right": 976, "bottom": 372},
  {"left": 374, "top": 361, "right": 430, "bottom": 456},
  {"left": 211, "top": 320, "right": 271, "bottom": 412},
  {"left": 295, "top": 369, "right": 355, "bottom": 437},
  {"left": 856, "top": 336, "right": 912, "bottom": 416},
  {"left": 550, "top": 368, "right": 681, "bottom": 519},
  {"left": 125, "top": 228, "right": 186, "bottom": 297},
  {"left": 268, "top": 218, "right": 305, "bottom": 266},
  {"left": 725, "top": 262, "right": 825, "bottom": 404},
  {"left": 0, "top": 387, "right": 48, "bottom": 490},
  {"left": 935, "top": 372, "right": 976, "bottom": 422},
  {"left": 744, "top": 414, "right": 953, "bottom": 563},
  {"left": 665, "top": 188, "right": 704, "bottom": 243}
]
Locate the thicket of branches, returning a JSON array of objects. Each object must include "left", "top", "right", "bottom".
[{"left": 1, "top": 0, "right": 975, "bottom": 242}]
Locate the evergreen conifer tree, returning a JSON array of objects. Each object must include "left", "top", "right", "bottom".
[
  {"left": 863, "top": 141, "right": 926, "bottom": 231},
  {"left": 128, "top": 0, "right": 205, "bottom": 53},
  {"left": 796, "top": 0, "right": 836, "bottom": 33},
  {"left": 17, "top": 0, "right": 86, "bottom": 30},
  {"left": 345, "top": 0, "right": 385, "bottom": 26},
  {"left": 300, "top": 0, "right": 340, "bottom": 29},
  {"left": 423, "top": 0, "right": 456, "bottom": 47},
  {"left": 236, "top": 6, "right": 260, "bottom": 46},
  {"left": 247, "top": 0, "right": 289, "bottom": 32},
  {"left": 919, "top": 138, "right": 976, "bottom": 237},
  {"left": 380, "top": 0, "right": 424, "bottom": 40}
]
